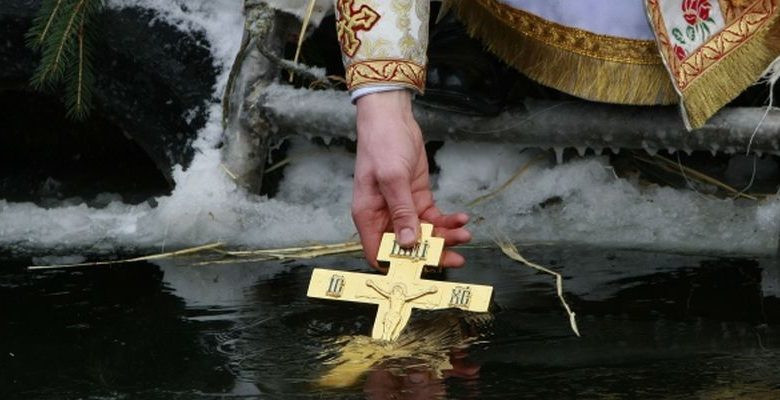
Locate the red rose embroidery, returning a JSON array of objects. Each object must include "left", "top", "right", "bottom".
[
  {"left": 674, "top": 44, "right": 687, "bottom": 61},
  {"left": 682, "top": 0, "right": 711, "bottom": 25}
]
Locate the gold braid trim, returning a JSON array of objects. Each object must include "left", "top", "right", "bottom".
[
  {"left": 454, "top": 0, "right": 678, "bottom": 105},
  {"left": 648, "top": 0, "right": 780, "bottom": 129},
  {"left": 346, "top": 59, "right": 426, "bottom": 93}
]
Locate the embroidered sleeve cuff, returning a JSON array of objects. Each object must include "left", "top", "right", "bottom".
[{"left": 346, "top": 59, "right": 426, "bottom": 94}]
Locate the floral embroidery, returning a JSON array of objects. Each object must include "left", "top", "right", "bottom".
[
  {"left": 669, "top": 0, "right": 717, "bottom": 60},
  {"left": 674, "top": 44, "right": 687, "bottom": 60},
  {"left": 683, "top": 0, "right": 712, "bottom": 24}
]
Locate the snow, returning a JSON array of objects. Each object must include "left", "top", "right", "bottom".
[
  {"left": 262, "top": 0, "right": 331, "bottom": 27},
  {"left": 434, "top": 143, "right": 780, "bottom": 254},
  {"left": 2, "top": 0, "right": 780, "bottom": 257}
]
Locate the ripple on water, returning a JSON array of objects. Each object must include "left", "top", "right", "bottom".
[{"left": 2, "top": 247, "right": 780, "bottom": 399}]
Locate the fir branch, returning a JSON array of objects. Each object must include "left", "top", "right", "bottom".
[
  {"left": 43, "top": 0, "right": 86, "bottom": 84},
  {"left": 65, "top": 1, "right": 97, "bottom": 118},
  {"left": 28, "top": 0, "right": 103, "bottom": 119},
  {"left": 74, "top": 15, "right": 85, "bottom": 114},
  {"left": 26, "top": 0, "right": 65, "bottom": 49},
  {"left": 38, "top": 0, "right": 65, "bottom": 45}
]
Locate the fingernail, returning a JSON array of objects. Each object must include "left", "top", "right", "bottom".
[
  {"left": 408, "top": 373, "right": 425, "bottom": 384},
  {"left": 399, "top": 228, "right": 415, "bottom": 245}
]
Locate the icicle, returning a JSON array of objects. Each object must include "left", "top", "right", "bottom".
[
  {"left": 595, "top": 147, "right": 604, "bottom": 156},
  {"left": 554, "top": 147, "right": 565, "bottom": 164},
  {"left": 576, "top": 146, "right": 587, "bottom": 157},
  {"left": 610, "top": 147, "right": 620, "bottom": 154},
  {"left": 642, "top": 141, "right": 658, "bottom": 156},
  {"left": 710, "top": 143, "right": 720, "bottom": 156},
  {"left": 683, "top": 147, "right": 693, "bottom": 156}
]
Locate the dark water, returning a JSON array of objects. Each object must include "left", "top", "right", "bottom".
[{"left": 2, "top": 247, "right": 780, "bottom": 399}]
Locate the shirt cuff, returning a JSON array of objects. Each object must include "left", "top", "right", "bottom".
[{"left": 350, "top": 85, "right": 408, "bottom": 104}]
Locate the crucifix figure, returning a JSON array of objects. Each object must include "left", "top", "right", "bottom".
[
  {"left": 364, "top": 280, "right": 438, "bottom": 341},
  {"left": 307, "top": 223, "right": 493, "bottom": 342}
]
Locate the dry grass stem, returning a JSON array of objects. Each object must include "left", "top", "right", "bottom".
[
  {"left": 634, "top": 154, "right": 759, "bottom": 201},
  {"left": 289, "top": 0, "right": 317, "bottom": 82},
  {"left": 467, "top": 152, "right": 547, "bottom": 208},
  {"left": 27, "top": 242, "right": 225, "bottom": 270},
  {"left": 494, "top": 233, "right": 581, "bottom": 337},
  {"left": 28, "top": 241, "right": 363, "bottom": 270},
  {"left": 220, "top": 163, "right": 238, "bottom": 181}
]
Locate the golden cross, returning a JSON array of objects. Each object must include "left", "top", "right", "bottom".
[
  {"left": 336, "top": 0, "right": 381, "bottom": 57},
  {"left": 307, "top": 223, "right": 493, "bottom": 342}
]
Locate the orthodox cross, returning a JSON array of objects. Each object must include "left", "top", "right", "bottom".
[
  {"left": 307, "top": 223, "right": 493, "bottom": 342},
  {"left": 336, "top": 0, "right": 381, "bottom": 57}
]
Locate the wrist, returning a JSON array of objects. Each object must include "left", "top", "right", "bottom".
[{"left": 356, "top": 90, "right": 413, "bottom": 115}]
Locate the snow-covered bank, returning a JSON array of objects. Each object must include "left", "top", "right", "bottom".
[
  {"left": 4, "top": 138, "right": 780, "bottom": 256},
  {"left": 1, "top": 1, "right": 779, "bottom": 256}
]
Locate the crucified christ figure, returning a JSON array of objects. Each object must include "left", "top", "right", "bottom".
[{"left": 365, "top": 280, "right": 438, "bottom": 341}]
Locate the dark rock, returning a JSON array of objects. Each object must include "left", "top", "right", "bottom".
[{"left": 0, "top": 0, "right": 218, "bottom": 184}]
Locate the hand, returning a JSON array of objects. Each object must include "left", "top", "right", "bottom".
[{"left": 352, "top": 90, "right": 471, "bottom": 270}]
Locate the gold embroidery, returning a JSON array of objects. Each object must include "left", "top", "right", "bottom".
[
  {"left": 346, "top": 59, "right": 426, "bottom": 92},
  {"left": 337, "top": 0, "right": 381, "bottom": 58},
  {"left": 392, "top": 0, "right": 417, "bottom": 59},
  {"left": 453, "top": 0, "right": 676, "bottom": 106},
  {"left": 414, "top": 0, "right": 429, "bottom": 62},
  {"left": 469, "top": 0, "right": 662, "bottom": 65},
  {"left": 650, "top": 0, "right": 779, "bottom": 90},
  {"left": 647, "top": 0, "right": 780, "bottom": 128},
  {"left": 359, "top": 37, "right": 392, "bottom": 59}
]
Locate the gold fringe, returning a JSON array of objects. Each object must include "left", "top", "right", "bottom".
[
  {"left": 453, "top": 0, "right": 678, "bottom": 106},
  {"left": 681, "top": 12, "right": 780, "bottom": 129}
]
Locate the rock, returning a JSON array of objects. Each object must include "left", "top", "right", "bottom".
[{"left": 0, "top": 0, "right": 218, "bottom": 184}]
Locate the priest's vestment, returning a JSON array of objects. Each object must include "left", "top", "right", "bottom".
[{"left": 336, "top": 0, "right": 780, "bottom": 129}]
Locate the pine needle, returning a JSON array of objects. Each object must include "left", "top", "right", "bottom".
[{"left": 493, "top": 232, "right": 581, "bottom": 337}]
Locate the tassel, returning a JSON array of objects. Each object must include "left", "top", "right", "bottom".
[
  {"left": 452, "top": 0, "right": 677, "bottom": 106},
  {"left": 679, "top": 12, "right": 780, "bottom": 129}
]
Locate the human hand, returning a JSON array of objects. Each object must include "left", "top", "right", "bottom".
[{"left": 352, "top": 90, "right": 471, "bottom": 270}]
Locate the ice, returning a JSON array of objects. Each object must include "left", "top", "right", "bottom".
[
  {"left": 434, "top": 142, "right": 780, "bottom": 254},
  {"left": 554, "top": 147, "right": 564, "bottom": 164},
  {"left": 31, "top": 255, "right": 87, "bottom": 266}
]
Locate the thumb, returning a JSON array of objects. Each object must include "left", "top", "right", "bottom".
[{"left": 377, "top": 170, "right": 419, "bottom": 247}]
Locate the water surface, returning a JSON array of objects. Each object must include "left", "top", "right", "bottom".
[{"left": 2, "top": 246, "right": 779, "bottom": 399}]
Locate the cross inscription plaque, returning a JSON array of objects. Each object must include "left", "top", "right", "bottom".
[{"left": 307, "top": 223, "right": 493, "bottom": 341}]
